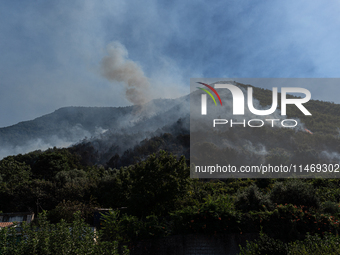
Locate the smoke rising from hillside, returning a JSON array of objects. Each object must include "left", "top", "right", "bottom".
[
  {"left": 0, "top": 124, "right": 110, "bottom": 160},
  {"left": 0, "top": 137, "right": 73, "bottom": 160},
  {"left": 100, "top": 42, "right": 151, "bottom": 105}
]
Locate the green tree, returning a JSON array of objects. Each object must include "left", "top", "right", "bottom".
[
  {"left": 119, "top": 151, "right": 190, "bottom": 217},
  {"left": 0, "top": 157, "right": 31, "bottom": 187}
]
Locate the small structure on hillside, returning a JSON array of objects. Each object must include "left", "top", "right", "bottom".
[
  {"left": 0, "top": 212, "right": 34, "bottom": 229},
  {"left": 0, "top": 222, "right": 16, "bottom": 229}
]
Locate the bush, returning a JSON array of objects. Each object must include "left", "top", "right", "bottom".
[
  {"left": 239, "top": 232, "right": 288, "bottom": 255},
  {"left": 171, "top": 194, "right": 240, "bottom": 235},
  {"left": 101, "top": 209, "right": 168, "bottom": 242},
  {"left": 48, "top": 199, "right": 98, "bottom": 224},
  {"left": 270, "top": 180, "right": 320, "bottom": 209},
  {"left": 321, "top": 201, "right": 340, "bottom": 215},
  {"left": 235, "top": 184, "right": 273, "bottom": 212},
  {"left": 239, "top": 232, "right": 340, "bottom": 255},
  {"left": 0, "top": 211, "right": 129, "bottom": 255},
  {"left": 289, "top": 233, "right": 340, "bottom": 254}
]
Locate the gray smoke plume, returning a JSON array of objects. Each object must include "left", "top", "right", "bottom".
[{"left": 100, "top": 42, "right": 151, "bottom": 105}]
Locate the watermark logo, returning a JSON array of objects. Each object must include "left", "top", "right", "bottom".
[
  {"left": 198, "top": 83, "right": 312, "bottom": 116},
  {"left": 197, "top": 82, "right": 222, "bottom": 115}
]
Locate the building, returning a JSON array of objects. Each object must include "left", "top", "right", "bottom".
[{"left": 0, "top": 212, "right": 34, "bottom": 229}]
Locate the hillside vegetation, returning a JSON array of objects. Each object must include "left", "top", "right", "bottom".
[{"left": 1, "top": 83, "right": 340, "bottom": 253}]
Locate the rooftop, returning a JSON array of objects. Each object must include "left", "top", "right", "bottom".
[{"left": 0, "top": 222, "right": 15, "bottom": 228}]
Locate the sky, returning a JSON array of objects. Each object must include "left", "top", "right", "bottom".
[{"left": 1, "top": 0, "right": 340, "bottom": 127}]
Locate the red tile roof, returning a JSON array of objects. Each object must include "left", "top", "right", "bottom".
[{"left": 0, "top": 222, "right": 14, "bottom": 228}]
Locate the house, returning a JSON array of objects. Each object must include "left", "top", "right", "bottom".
[
  {"left": 0, "top": 212, "right": 34, "bottom": 228},
  {"left": 0, "top": 222, "right": 16, "bottom": 229}
]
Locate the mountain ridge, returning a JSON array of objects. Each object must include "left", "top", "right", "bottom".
[{"left": 1, "top": 83, "right": 340, "bottom": 164}]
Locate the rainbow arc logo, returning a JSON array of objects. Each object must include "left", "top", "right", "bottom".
[{"left": 196, "top": 82, "right": 222, "bottom": 106}]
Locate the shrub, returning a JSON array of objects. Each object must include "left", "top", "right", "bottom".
[
  {"left": 239, "top": 232, "right": 340, "bottom": 255},
  {"left": 48, "top": 199, "right": 98, "bottom": 224},
  {"left": 0, "top": 211, "right": 129, "bottom": 255},
  {"left": 235, "top": 184, "right": 273, "bottom": 212},
  {"left": 101, "top": 210, "right": 168, "bottom": 242},
  {"left": 289, "top": 233, "right": 340, "bottom": 255},
  {"left": 270, "top": 180, "right": 320, "bottom": 209},
  {"left": 321, "top": 201, "right": 340, "bottom": 215},
  {"left": 171, "top": 194, "right": 241, "bottom": 235},
  {"left": 239, "top": 232, "right": 288, "bottom": 255}
]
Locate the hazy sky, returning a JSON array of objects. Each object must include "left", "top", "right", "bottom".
[{"left": 1, "top": 0, "right": 340, "bottom": 127}]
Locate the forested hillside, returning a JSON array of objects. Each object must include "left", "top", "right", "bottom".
[{"left": 2, "top": 83, "right": 340, "bottom": 254}]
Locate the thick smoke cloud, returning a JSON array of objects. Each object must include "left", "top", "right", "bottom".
[{"left": 100, "top": 42, "right": 151, "bottom": 105}]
